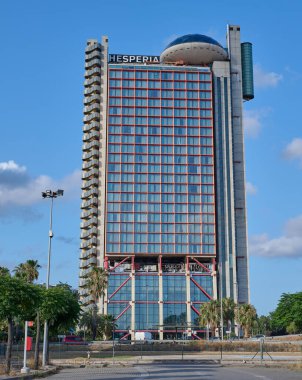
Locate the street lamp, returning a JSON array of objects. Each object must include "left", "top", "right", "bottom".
[{"left": 41, "top": 189, "right": 64, "bottom": 367}]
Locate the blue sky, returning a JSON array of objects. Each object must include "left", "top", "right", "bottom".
[{"left": 1, "top": 0, "right": 301, "bottom": 316}]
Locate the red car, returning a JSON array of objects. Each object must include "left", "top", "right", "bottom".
[{"left": 62, "top": 335, "right": 87, "bottom": 345}]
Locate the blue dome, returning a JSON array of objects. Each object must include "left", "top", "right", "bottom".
[{"left": 165, "top": 34, "right": 223, "bottom": 50}]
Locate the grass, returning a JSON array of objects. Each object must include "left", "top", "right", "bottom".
[{"left": 287, "top": 362, "right": 302, "bottom": 371}]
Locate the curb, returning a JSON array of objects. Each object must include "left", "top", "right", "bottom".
[{"left": 0, "top": 367, "right": 58, "bottom": 380}]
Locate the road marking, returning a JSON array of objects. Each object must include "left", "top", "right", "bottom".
[
  {"left": 228, "top": 368, "right": 271, "bottom": 380},
  {"left": 134, "top": 365, "right": 150, "bottom": 379}
]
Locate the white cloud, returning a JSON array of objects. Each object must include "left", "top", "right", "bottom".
[
  {"left": 243, "top": 110, "right": 262, "bottom": 138},
  {"left": 249, "top": 215, "right": 302, "bottom": 258},
  {"left": 254, "top": 64, "right": 283, "bottom": 88},
  {"left": 0, "top": 160, "right": 26, "bottom": 173},
  {"left": 243, "top": 108, "right": 271, "bottom": 138},
  {"left": 0, "top": 160, "right": 81, "bottom": 214},
  {"left": 283, "top": 138, "right": 302, "bottom": 166},
  {"left": 246, "top": 182, "right": 257, "bottom": 195}
]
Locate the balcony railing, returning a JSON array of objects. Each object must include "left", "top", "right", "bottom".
[
  {"left": 81, "top": 207, "right": 98, "bottom": 218},
  {"left": 82, "top": 149, "right": 99, "bottom": 161},
  {"left": 81, "top": 197, "right": 98, "bottom": 209}
]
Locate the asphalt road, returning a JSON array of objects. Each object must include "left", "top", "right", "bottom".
[{"left": 47, "top": 363, "right": 302, "bottom": 380}]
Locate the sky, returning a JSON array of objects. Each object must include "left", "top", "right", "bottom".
[{"left": 0, "top": 0, "right": 302, "bottom": 316}]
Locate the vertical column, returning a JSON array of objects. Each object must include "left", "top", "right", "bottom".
[
  {"left": 158, "top": 255, "right": 163, "bottom": 340},
  {"left": 97, "top": 36, "right": 109, "bottom": 314},
  {"left": 227, "top": 25, "right": 250, "bottom": 304},
  {"left": 185, "top": 257, "right": 192, "bottom": 336},
  {"left": 212, "top": 258, "right": 218, "bottom": 300},
  {"left": 212, "top": 61, "right": 236, "bottom": 301},
  {"left": 97, "top": 36, "right": 109, "bottom": 269},
  {"left": 131, "top": 256, "right": 136, "bottom": 340}
]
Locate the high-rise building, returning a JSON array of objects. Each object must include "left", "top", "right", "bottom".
[{"left": 80, "top": 25, "right": 254, "bottom": 340}]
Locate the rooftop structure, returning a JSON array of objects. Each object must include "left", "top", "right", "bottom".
[{"left": 161, "top": 33, "right": 228, "bottom": 65}]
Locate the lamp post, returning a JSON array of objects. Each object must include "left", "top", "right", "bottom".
[{"left": 41, "top": 189, "right": 64, "bottom": 367}]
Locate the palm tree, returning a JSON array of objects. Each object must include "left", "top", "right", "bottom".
[
  {"left": 13, "top": 259, "right": 41, "bottom": 369},
  {"left": 199, "top": 300, "right": 220, "bottom": 338},
  {"left": 84, "top": 267, "right": 108, "bottom": 340},
  {"left": 236, "top": 303, "right": 257, "bottom": 338},
  {"left": 99, "top": 314, "right": 116, "bottom": 340},
  {"left": 78, "top": 308, "right": 102, "bottom": 340},
  {"left": 0, "top": 267, "right": 10, "bottom": 276},
  {"left": 222, "top": 298, "right": 236, "bottom": 333},
  {"left": 13, "top": 260, "right": 41, "bottom": 283}
]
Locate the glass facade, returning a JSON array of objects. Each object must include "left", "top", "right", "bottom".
[
  {"left": 106, "top": 65, "right": 216, "bottom": 257},
  {"left": 105, "top": 65, "right": 216, "bottom": 337}
]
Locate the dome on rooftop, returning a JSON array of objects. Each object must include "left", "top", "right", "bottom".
[{"left": 161, "top": 33, "right": 228, "bottom": 65}]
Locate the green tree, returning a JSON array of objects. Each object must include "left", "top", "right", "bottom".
[
  {"left": 0, "top": 276, "right": 41, "bottom": 374},
  {"left": 271, "top": 292, "right": 302, "bottom": 335},
  {"left": 14, "top": 260, "right": 41, "bottom": 283},
  {"left": 78, "top": 308, "right": 102, "bottom": 340},
  {"left": 39, "top": 284, "right": 81, "bottom": 363},
  {"left": 257, "top": 315, "right": 272, "bottom": 336},
  {"left": 99, "top": 314, "right": 116, "bottom": 340},
  {"left": 199, "top": 300, "right": 220, "bottom": 337},
  {"left": 13, "top": 259, "right": 42, "bottom": 369},
  {"left": 236, "top": 304, "right": 257, "bottom": 338},
  {"left": 0, "top": 267, "right": 10, "bottom": 277},
  {"left": 40, "top": 285, "right": 81, "bottom": 334},
  {"left": 286, "top": 321, "right": 298, "bottom": 334},
  {"left": 222, "top": 298, "right": 236, "bottom": 332},
  {"left": 84, "top": 267, "right": 108, "bottom": 340}
]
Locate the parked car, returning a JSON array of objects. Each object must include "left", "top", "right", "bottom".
[{"left": 62, "top": 335, "right": 87, "bottom": 345}]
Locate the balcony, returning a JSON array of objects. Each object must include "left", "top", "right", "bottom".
[
  {"left": 81, "top": 178, "right": 99, "bottom": 190},
  {"left": 80, "top": 247, "right": 97, "bottom": 260},
  {"left": 83, "top": 130, "right": 100, "bottom": 142},
  {"left": 81, "top": 207, "right": 98, "bottom": 218},
  {"left": 85, "top": 67, "right": 101, "bottom": 78},
  {"left": 80, "top": 217, "right": 98, "bottom": 229},
  {"left": 82, "top": 149, "right": 99, "bottom": 161},
  {"left": 85, "top": 49, "right": 101, "bottom": 62},
  {"left": 85, "top": 58, "right": 101, "bottom": 69},
  {"left": 83, "top": 121, "right": 100, "bottom": 132},
  {"left": 83, "top": 103, "right": 100, "bottom": 115},
  {"left": 80, "top": 267, "right": 94, "bottom": 278},
  {"left": 81, "top": 227, "right": 98, "bottom": 240},
  {"left": 85, "top": 42, "right": 101, "bottom": 54},
  {"left": 82, "top": 159, "right": 99, "bottom": 170},
  {"left": 84, "top": 76, "right": 101, "bottom": 87},
  {"left": 84, "top": 94, "right": 101, "bottom": 105},
  {"left": 80, "top": 256, "right": 97, "bottom": 269},
  {"left": 82, "top": 168, "right": 98, "bottom": 181},
  {"left": 83, "top": 112, "right": 100, "bottom": 123},
  {"left": 84, "top": 86, "right": 100, "bottom": 95},
  {"left": 80, "top": 237, "right": 97, "bottom": 249},
  {"left": 82, "top": 140, "right": 99, "bottom": 152},
  {"left": 81, "top": 189, "right": 98, "bottom": 201},
  {"left": 81, "top": 197, "right": 98, "bottom": 209}
]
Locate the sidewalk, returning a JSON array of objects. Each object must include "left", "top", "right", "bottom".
[{"left": 0, "top": 367, "right": 57, "bottom": 380}]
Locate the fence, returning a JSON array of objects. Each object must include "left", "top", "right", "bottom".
[{"left": 1, "top": 339, "right": 301, "bottom": 369}]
